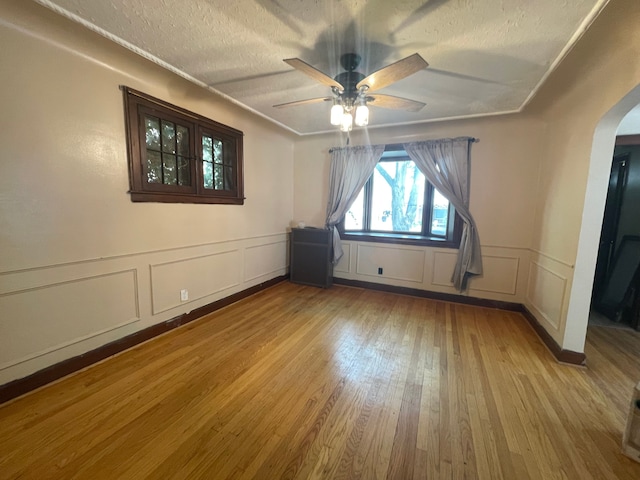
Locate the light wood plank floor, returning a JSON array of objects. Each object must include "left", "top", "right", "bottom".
[{"left": 1, "top": 282, "right": 640, "bottom": 479}]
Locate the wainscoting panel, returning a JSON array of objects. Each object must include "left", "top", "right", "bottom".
[
  {"left": 433, "top": 251, "right": 521, "bottom": 296},
  {"left": 335, "top": 242, "right": 529, "bottom": 302},
  {"left": 470, "top": 255, "right": 520, "bottom": 295},
  {"left": 244, "top": 239, "right": 287, "bottom": 282},
  {"left": 526, "top": 260, "right": 567, "bottom": 330},
  {"left": 1, "top": 234, "right": 290, "bottom": 386},
  {"left": 356, "top": 244, "right": 425, "bottom": 283},
  {"left": 0, "top": 269, "right": 139, "bottom": 370},
  {"left": 432, "top": 251, "right": 457, "bottom": 287},
  {"left": 150, "top": 250, "right": 241, "bottom": 315},
  {"left": 334, "top": 243, "right": 351, "bottom": 274}
]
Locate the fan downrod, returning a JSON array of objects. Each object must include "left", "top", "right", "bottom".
[{"left": 335, "top": 53, "right": 365, "bottom": 98}]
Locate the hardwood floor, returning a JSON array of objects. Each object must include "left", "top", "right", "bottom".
[{"left": 1, "top": 282, "right": 640, "bottom": 479}]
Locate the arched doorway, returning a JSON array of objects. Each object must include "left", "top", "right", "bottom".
[{"left": 563, "top": 84, "right": 640, "bottom": 354}]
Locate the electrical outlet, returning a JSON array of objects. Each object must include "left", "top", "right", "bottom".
[
  {"left": 378, "top": 267, "right": 383, "bottom": 275},
  {"left": 180, "top": 289, "right": 189, "bottom": 301}
]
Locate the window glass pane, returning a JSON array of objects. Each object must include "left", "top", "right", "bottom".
[
  {"left": 161, "top": 121, "right": 176, "bottom": 154},
  {"left": 370, "top": 167, "right": 392, "bottom": 231},
  {"left": 345, "top": 188, "right": 364, "bottom": 231},
  {"left": 177, "top": 156, "right": 190, "bottom": 186},
  {"left": 371, "top": 161, "right": 424, "bottom": 233},
  {"left": 203, "top": 160, "right": 213, "bottom": 189},
  {"left": 214, "top": 164, "right": 224, "bottom": 190},
  {"left": 175, "top": 125, "right": 190, "bottom": 186},
  {"left": 202, "top": 135, "right": 213, "bottom": 161},
  {"left": 176, "top": 125, "right": 189, "bottom": 157},
  {"left": 430, "top": 189, "right": 450, "bottom": 236},
  {"left": 214, "top": 139, "right": 224, "bottom": 165},
  {"left": 163, "top": 154, "right": 177, "bottom": 185},
  {"left": 202, "top": 135, "right": 213, "bottom": 189},
  {"left": 146, "top": 150, "right": 162, "bottom": 183},
  {"left": 224, "top": 165, "right": 235, "bottom": 190},
  {"left": 145, "top": 116, "right": 160, "bottom": 150},
  {"left": 202, "top": 135, "right": 228, "bottom": 190}
]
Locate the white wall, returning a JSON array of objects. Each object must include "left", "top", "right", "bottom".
[
  {"left": 293, "top": 115, "right": 546, "bottom": 304},
  {"left": 0, "top": 0, "right": 295, "bottom": 384},
  {"left": 525, "top": 0, "right": 640, "bottom": 351}
]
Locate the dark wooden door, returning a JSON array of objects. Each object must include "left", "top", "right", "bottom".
[{"left": 592, "top": 153, "right": 629, "bottom": 302}]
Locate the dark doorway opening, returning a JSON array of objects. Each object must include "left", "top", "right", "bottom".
[
  {"left": 593, "top": 152, "right": 629, "bottom": 299},
  {"left": 592, "top": 145, "right": 640, "bottom": 330}
]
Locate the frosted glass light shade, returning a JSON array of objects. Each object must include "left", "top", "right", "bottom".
[
  {"left": 355, "top": 105, "right": 369, "bottom": 126},
  {"left": 340, "top": 112, "right": 353, "bottom": 132},
  {"left": 330, "top": 104, "right": 343, "bottom": 125}
]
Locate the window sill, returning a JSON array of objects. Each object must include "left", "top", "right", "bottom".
[
  {"left": 130, "top": 191, "right": 245, "bottom": 205},
  {"left": 340, "top": 231, "right": 459, "bottom": 249}
]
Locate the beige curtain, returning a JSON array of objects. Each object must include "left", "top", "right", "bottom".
[
  {"left": 325, "top": 145, "right": 385, "bottom": 264},
  {"left": 404, "top": 138, "right": 482, "bottom": 291}
]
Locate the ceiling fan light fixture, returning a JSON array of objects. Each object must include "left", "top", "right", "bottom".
[
  {"left": 340, "top": 111, "right": 353, "bottom": 132},
  {"left": 355, "top": 104, "right": 369, "bottom": 127},
  {"left": 278, "top": 52, "right": 428, "bottom": 132},
  {"left": 330, "top": 103, "right": 343, "bottom": 126}
]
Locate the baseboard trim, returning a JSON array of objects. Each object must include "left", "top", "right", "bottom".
[
  {"left": 0, "top": 275, "right": 287, "bottom": 405},
  {"left": 518, "top": 305, "right": 586, "bottom": 366},
  {"left": 0, "top": 275, "right": 586, "bottom": 404},
  {"left": 333, "top": 277, "right": 586, "bottom": 366},
  {"left": 333, "top": 277, "right": 523, "bottom": 311}
]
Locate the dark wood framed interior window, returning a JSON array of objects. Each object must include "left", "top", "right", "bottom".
[
  {"left": 339, "top": 145, "right": 462, "bottom": 248},
  {"left": 122, "top": 86, "right": 244, "bottom": 204}
]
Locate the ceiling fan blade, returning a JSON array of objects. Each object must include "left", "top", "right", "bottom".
[
  {"left": 273, "top": 97, "right": 333, "bottom": 108},
  {"left": 357, "top": 53, "right": 428, "bottom": 92},
  {"left": 284, "top": 58, "right": 344, "bottom": 90},
  {"left": 367, "top": 94, "right": 426, "bottom": 112}
]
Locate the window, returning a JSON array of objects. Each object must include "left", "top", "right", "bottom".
[
  {"left": 123, "top": 87, "right": 244, "bottom": 204},
  {"left": 341, "top": 145, "right": 461, "bottom": 247}
]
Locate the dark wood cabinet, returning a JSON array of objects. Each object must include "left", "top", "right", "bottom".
[{"left": 290, "top": 228, "right": 333, "bottom": 288}]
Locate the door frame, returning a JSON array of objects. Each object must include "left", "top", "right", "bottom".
[{"left": 563, "top": 85, "right": 640, "bottom": 352}]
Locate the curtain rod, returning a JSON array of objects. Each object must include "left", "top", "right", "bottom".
[{"left": 329, "top": 137, "right": 479, "bottom": 153}]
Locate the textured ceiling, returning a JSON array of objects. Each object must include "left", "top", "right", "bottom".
[{"left": 35, "top": 0, "right": 609, "bottom": 135}]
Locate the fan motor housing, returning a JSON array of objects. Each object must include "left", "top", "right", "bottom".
[
  {"left": 334, "top": 71, "right": 366, "bottom": 97},
  {"left": 339, "top": 53, "right": 361, "bottom": 71}
]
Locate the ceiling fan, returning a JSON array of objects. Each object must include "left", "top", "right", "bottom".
[{"left": 274, "top": 52, "right": 428, "bottom": 131}]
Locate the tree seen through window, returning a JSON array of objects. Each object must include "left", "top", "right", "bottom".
[{"left": 343, "top": 147, "right": 456, "bottom": 244}]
